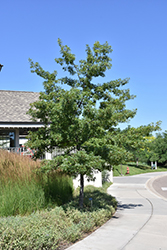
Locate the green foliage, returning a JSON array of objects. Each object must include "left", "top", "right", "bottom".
[
  {"left": 41, "top": 152, "right": 105, "bottom": 180},
  {"left": 0, "top": 185, "right": 117, "bottom": 249},
  {"left": 149, "top": 131, "right": 167, "bottom": 165},
  {"left": 116, "top": 125, "right": 161, "bottom": 163},
  {"left": 132, "top": 132, "right": 167, "bottom": 166},
  {"left": 27, "top": 39, "right": 160, "bottom": 207}
]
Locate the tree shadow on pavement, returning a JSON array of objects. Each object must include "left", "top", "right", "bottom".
[{"left": 117, "top": 202, "right": 143, "bottom": 210}]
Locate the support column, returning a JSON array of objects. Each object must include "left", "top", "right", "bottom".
[
  {"left": 45, "top": 152, "right": 52, "bottom": 160},
  {"left": 15, "top": 129, "right": 20, "bottom": 148},
  {"left": 108, "top": 168, "right": 113, "bottom": 183}
]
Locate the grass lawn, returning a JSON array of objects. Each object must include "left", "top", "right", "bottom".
[{"left": 114, "top": 163, "right": 167, "bottom": 176}]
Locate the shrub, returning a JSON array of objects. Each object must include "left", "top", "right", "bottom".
[{"left": 0, "top": 207, "right": 69, "bottom": 249}]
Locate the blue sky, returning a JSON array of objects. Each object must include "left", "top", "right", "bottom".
[{"left": 1, "top": 0, "right": 167, "bottom": 132}]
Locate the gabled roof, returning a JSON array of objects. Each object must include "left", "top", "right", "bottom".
[{"left": 0, "top": 90, "right": 39, "bottom": 123}]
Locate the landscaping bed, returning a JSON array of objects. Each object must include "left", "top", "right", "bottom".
[
  {"left": 0, "top": 150, "right": 117, "bottom": 249},
  {"left": 0, "top": 184, "right": 117, "bottom": 250}
]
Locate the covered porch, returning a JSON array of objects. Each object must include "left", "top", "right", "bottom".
[{"left": 0, "top": 123, "right": 43, "bottom": 156}]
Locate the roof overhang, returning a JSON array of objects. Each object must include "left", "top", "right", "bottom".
[{"left": 0, "top": 122, "right": 44, "bottom": 129}]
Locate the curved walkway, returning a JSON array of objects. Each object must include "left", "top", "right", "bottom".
[{"left": 67, "top": 172, "right": 167, "bottom": 250}]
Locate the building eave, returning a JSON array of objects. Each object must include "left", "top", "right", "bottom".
[{"left": 0, "top": 122, "right": 44, "bottom": 129}]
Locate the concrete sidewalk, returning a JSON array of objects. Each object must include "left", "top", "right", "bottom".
[{"left": 66, "top": 172, "right": 167, "bottom": 250}]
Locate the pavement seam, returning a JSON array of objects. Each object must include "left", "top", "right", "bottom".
[{"left": 120, "top": 188, "right": 154, "bottom": 250}]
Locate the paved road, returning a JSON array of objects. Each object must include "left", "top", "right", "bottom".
[
  {"left": 152, "top": 175, "right": 167, "bottom": 199},
  {"left": 67, "top": 172, "right": 167, "bottom": 250}
]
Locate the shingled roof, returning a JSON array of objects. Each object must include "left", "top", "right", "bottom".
[{"left": 0, "top": 90, "right": 39, "bottom": 122}]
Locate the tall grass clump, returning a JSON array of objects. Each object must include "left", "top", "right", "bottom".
[
  {"left": 42, "top": 171, "right": 73, "bottom": 206},
  {"left": 0, "top": 150, "right": 73, "bottom": 216}
]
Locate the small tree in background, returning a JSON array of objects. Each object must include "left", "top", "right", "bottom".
[
  {"left": 149, "top": 132, "right": 167, "bottom": 166},
  {"left": 122, "top": 133, "right": 156, "bottom": 165},
  {"left": 27, "top": 39, "right": 160, "bottom": 207}
]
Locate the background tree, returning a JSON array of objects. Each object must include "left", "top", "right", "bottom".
[
  {"left": 122, "top": 133, "right": 156, "bottom": 165},
  {"left": 27, "top": 39, "right": 160, "bottom": 207},
  {"left": 149, "top": 131, "right": 167, "bottom": 166}
]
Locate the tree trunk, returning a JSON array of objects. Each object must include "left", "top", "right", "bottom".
[{"left": 79, "top": 174, "right": 84, "bottom": 209}]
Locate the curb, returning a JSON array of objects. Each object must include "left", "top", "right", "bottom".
[{"left": 146, "top": 174, "right": 167, "bottom": 201}]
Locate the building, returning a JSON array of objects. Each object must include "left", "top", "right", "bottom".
[{"left": 0, "top": 90, "right": 43, "bottom": 151}]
